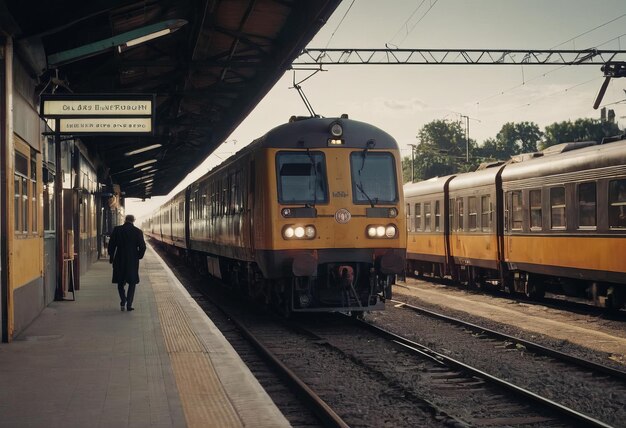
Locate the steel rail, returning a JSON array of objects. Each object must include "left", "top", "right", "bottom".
[
  {"left": 354, "top": 318, "right": 614, "bottom": 428},
  {"left": 391, "top": 299, "right": 626, "bottom": 382}
]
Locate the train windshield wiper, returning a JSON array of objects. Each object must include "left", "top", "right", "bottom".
[
  {"left": 357, "top": 149, "right": 376, "bottom": 208},
  {"left": 306, "top": 148, "right": 317, "bottom": 207}
]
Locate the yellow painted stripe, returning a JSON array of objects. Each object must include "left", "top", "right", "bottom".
[
  {"left": 450, "top": 234, "right": 499, "bottom": 261},
  {"left": 149, "top": 272, "right": 243, "bottom": 428},
  {"left": 407, "top": 232, "right": 446, "bottom": 257},
  {"left": 506, "top": 235, "right": 626, "bottom": 273}
]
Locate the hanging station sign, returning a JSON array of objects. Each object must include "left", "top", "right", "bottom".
[{"left": 40, "top": 94, "right": 155, "bottom": 135}]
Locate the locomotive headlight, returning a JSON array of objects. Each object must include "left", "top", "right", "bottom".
[
  {"left": 294, "top": 226, "right": 305, "bottom": 238},
  {"left": 329, "top": 122, "right": 343, "bottom": 137},
  {"left": 388, "top": 208, "right": 398, "bottom": 218},
  {"left": 281, "top": 208, "right": 291, "bottom": 217},
  {"left": 305, "top": 225, "right": 316, "bottom": 239},
  {"left": 367, "top": 224, "right": 397, "bottom": 238},
  {"left": 385, "top": 225, "right": 397, "bottom": 238},
  {"left": 283, "top": 226, "right": 295, "bottom": 239}
]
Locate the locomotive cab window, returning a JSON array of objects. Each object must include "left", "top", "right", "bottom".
[
  {"left": 578, "top": 182, "right": 597, "bottom": 228},
  {"left": 609, "top": 179, "right": 626, "bottom": 229},
  {"left": 350, "top": 152, "right": 398, "bottom": 204},
  {"left": 277, "top": 151, "right": 328, "bottom": 204}
]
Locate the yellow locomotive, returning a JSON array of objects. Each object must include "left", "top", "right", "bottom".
[
  {"left": 146, "top": 115, "right": 406, "bottom": 314},
  {"left": 405, "top": 137, "right": 626, "bottom": 309}
]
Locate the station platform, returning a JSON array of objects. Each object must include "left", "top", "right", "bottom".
[{"left": 0, "top": 246, "right": 290, "bottom": 428}]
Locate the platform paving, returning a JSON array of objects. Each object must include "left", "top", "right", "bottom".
[{"left": 0, "top": 245, "right": 290, "bottom": 428}]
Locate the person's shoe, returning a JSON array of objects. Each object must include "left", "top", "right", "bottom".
[
  {"left": 127, "top": 307, "right": 135, "bottom": 311},
  {"left": 120, "top": 304, "right": 125, "bottom": 311}
]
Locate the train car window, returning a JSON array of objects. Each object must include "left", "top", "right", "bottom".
[
  {"left": 468, "top": 196, "right": 478, "bottom": 231},
  {"left": 424, "top": 202, "right": 432, "bottom": 232},
  {"left": 277, "top": 151, "right": 328, "bottom": 204},
  {"left": 457, "top": 198, "right": 464, "bottom": 231},
  {"left": 449, "top": 198, "right": 455, "bottom": 231},
  {"left": 529, "top": 190, "right": 542, "bottom": 230},
  {"left": 349, "top": 152, "right": 398, "bottom": 204},
  {"left": 511, "top": 191, "right": 523, "bottom": 230},
  {"left": 608, "top": 179, "right": 626, "bottom": 229},
  {"left": 415, "top": 203, "right": 421, "bottom": 231},
  {"left": 550, "top": 187, "right": 566, "bottom": 229},
  {"left": 435, "top": 200, "right": 441, "bottom": 231},
  {"left": 481, "top": 195, "right": 492, "bottom": 232},
  {"left": 578, "top": 182, "right": 597, "bottom": 228}
]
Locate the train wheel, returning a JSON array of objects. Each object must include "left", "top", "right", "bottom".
[
  {"left": 468, "top": 267, "right": 481, "bottom": 289},
  {"left": 606, "top": 286, "right": 625, "bottom": 310},
  {"left": 524, "top": 275, "right": 545, "bottom": 299},
  {"left": 350, "top": 311, "right": 365, "bottom": 320}
]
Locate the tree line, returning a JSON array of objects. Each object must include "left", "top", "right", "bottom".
[{"left": 403, "top": 116, "right": 623, "bottom": 183}]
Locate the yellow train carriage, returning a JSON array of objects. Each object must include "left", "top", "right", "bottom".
[
  {"left": 404, "top": 176, "right": 454, "bottom": 277},
  {"left": 502, "top": 140, "right": 626, "bottom": 306},
  {"left": 448, "top": 166, "right": 503, "bottom": 285}
]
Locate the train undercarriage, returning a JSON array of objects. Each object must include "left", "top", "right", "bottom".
[{"left": 407, "top": 260, "right": 626, "bottom": 310}]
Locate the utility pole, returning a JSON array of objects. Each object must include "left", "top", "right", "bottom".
[
  {"left": 458, "top": 114, "right": 480, "bottom": 163},
  {"left": 408, "top": 143, "right": 418, "bottom": 182},
  {"left": 460, "top": 115, "right": 470, "bottom": 163}
]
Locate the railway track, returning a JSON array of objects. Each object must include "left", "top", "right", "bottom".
[
  {"left": 391, "top": 299, "right": 626, "bottom": 382},
  {"left": 156, "top": 244, "right": 623, "bottom": 426}
]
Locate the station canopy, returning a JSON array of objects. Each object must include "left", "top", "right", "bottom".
[{"left": 2, "top": 0, "right": 340, "bottom": 198}]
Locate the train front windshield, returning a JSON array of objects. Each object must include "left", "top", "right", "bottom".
[
  {"left": 277, "top": 151, "right": 328, "bottom": 204},
  {"left": 350, "top": 152, "right": 398, "bottom": 204}
]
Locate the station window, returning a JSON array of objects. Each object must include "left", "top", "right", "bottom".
[
  {"left": 608, "top": 179, "right": 626, "bottom": 229},
  {"left": 415, "top": 203, "right": 421, "bottom": 231},
  {"left": 529, "top": 190, "right": 542, "bottom": 230},
  {"left": 550, "top": 187, "right": 566, "bottom": 229},
  {"left": 434, "top": 200, "right": 441, "bottom": 231},
  {"left": 43, "top": 170, "right": 55, "bottom": 232},
  {"left": 578, "top": 182, "right": 596, "bottom": 228},
  {"left": 14, "top": 152, "right": 29, "bottom": 234},
  {"left": 30, "top": 149, "right": 38, "bottom": 234},
  {"left": 468, "top": 196, "right": 478, "bottom": 231},
  {"left": 424, "top": 202, "right": 431, "bottom": 232},
  {"left": 481, "top": 195, "right": 492, "bottom": 232}
]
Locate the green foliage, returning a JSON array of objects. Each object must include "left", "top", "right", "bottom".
[
  {"left": 541, "top": 118, "right": 621, "bottom": 149},
  {"left": 404, "top": 116, "right": 623, "bottom": 183}
]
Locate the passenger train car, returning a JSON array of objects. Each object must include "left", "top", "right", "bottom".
[
  {"left": 405, "top": 137, "right": 626, "bottom": 309},
  {"left": 146, "top": 116, "right": 406, "bottom": 314}
]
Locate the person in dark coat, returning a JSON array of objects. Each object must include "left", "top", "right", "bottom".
[{"left": 108, "top": 214, "right": 146, "bottom": 311}]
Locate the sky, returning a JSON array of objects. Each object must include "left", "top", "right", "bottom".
[{"left": 127, "top": 0, "right": 626, "bottom": 220}]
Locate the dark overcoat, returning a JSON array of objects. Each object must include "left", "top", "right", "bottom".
[{"left": 108, "top": 222, "right": 146, "bottom": 285}]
